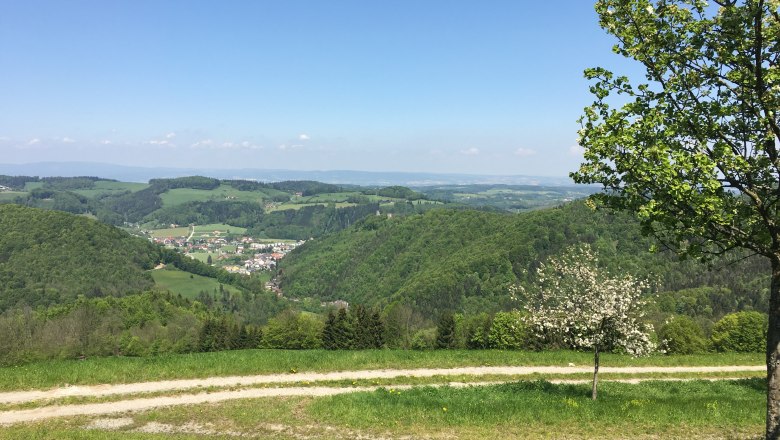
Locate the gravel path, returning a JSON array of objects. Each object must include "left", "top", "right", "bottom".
[
  {"left": 0, "top": 365, "right": 764, "bottom": 405},
  {"left": 0, "top": 365, "right": 764, "bottom": 425}
]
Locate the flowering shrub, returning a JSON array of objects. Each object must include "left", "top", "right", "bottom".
[
  {"left": 520, "top": 244, "right": 655, "bottom": 356},
  {"left": 519, "top": 244, "right": 655, "bottom": 399}
]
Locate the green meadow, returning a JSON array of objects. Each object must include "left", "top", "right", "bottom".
[
  {"left": 187, "top": 251, "right": 220, "bottom": 263},
  {"left": 0, "top": 379, "right": 765, "bottom": 439},
  {"left": 149, "top": 227, "right": 190, "bottom": 238},
  {"left": 192, "top": 223, "right": 247, "bottom": 237},
  {"left": 151, "top": 268, "right": 242, "bottom": 299},
  {"left": 23, "top": 181, "right": 44, "bottom": 190},
  {"left": 0, "top": 191, "right": 25, "bottom": 202},
  {"left": 305, "top": 379, "right": 764, "bottom": 439}
]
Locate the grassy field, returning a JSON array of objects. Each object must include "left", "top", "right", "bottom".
[
  {"left": 23, "top": 181, "right": 44, "bottom": 190},
  {"left": 0, "top": 349, "right": 763, "bottom": 392},
  {"left": 192, "top": 223, "right": 247, "bottom": 238},
  {"left": 160, "top": 185, "right": 269, "bottom": 207},
  {"left": 187, "top": 251, "right": 220, "bottom": 263},
  {"left": 296, "top": 192, "right": 365, "bottom": 203},
  {"left": 149, "top": 227, "right": 190, "bottom": 239},
  {"left": 0, "top": 191, "right": 25, "bottom": 202},
  {"left": 0, "top": 379, "right": 765, "bottom": 439},
  {"left": 305, "top": 379, "right": 764, "bottom": 439},
  {"left": 150, "top": 268, "right": 242, "bottom": 300},
  {"left": 252, "top": 238, "right": 298, "bottom": 244}
]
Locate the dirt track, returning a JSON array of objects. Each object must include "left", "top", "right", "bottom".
[{"left": 0, "top": 364, "right": 765, "bottom": 425}]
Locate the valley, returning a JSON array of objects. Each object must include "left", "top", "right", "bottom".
[{"left": 0, "top": 172, "right": 770, "bottom": 438}]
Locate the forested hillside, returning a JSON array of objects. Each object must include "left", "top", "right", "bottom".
[
  {"left": 0, "top": 205, "right": 287, "bottom": 364},
  {"left": 0, "top": 204, "right": 160, "bottom": 310},
  {"left": 279, "top": 202, "right": 768, "bottom": 318}
]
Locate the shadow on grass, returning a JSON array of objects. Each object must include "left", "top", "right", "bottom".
[
  {"left": 732, "top": 377, "right": 766, "bottom": 392},
  {"left": 493, "top": 380, "right": 592, "bottom": 398}
]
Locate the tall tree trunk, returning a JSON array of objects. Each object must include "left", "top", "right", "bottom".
[
  {"left": 592, "top": 345, "right": 600, "bottom": 400},
  {"left": 767, "top": 257, "right": 780, "bottom": 439}
]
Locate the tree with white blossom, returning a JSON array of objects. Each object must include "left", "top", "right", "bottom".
[{"left": 520, "top": 244, "right": 655, "bottom": 399}]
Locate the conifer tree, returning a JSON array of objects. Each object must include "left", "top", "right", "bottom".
[
  {"left": 322, "top": 311, "right": 338, "bottom": 350},
  {"left": 436, "top": 313, "right": 456, "bottom": 349},
  {"left": 351, "top": 305, "right": 372, "bottom": 349},
  {"left": 368, "top": 309, "right": 385, "bottom": 348},
  {"left": 333, "top": 308, "right": 354, "bottom": 349}
]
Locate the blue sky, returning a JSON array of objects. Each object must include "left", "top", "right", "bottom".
[{"left": 0, "top": 1, "right": 640, "bottom": 176}]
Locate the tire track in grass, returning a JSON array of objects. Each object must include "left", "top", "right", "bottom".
[{"left": 0, "top": 365, "right": 764, "bottom": 406}]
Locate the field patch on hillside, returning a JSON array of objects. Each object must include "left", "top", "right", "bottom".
[
  {"left": 149, "top": 227, "right": 190, "bottom": 238},
  {"left": 151, "top": 267, "right": 242, "bottom": 299},
  {"left": 192, "top": 223, "right": 247, "bottom": 238},
  {"left": 160, "top": 185, "right": 269, "bottom": 207}
]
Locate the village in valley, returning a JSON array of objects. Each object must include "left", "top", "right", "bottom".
[{"left": 139, "top": 223, "right": 305, "bottom": 275}]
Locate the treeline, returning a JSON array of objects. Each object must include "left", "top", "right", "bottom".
[
  {"left": 42, "top": 176, "right": 111, "bottom": 191},
  {"left": 0, "top": 175, "right": 39, "bottom": 190},
  {"left": 204, "top": 305, "right": 767, "bottom": 354},
  {"left": 0, "top": 175, "right": 115, "bottom": 191},
  {"left": 244, "top": 306, "right": 384, "bottom": 350},
  {"left": 149, "top": 176, "right": 221, "bottom": 191},
  {"left": 270, "top": 180, "right": 343, "bottom": 196},
  {"left": 2, "top": 295, "right": 762, "bottom": 367},
  {"left": 0, "top": 291, "right": 275, "bottom": 366},
  {"left": 366, "top": 185, "right": 426, "bottom": 200}
]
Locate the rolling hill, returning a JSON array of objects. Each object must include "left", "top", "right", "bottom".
[
  {"left": 0, "top": 204, "right": 160, "bottom": 310},
  {"left": 278, "top": 201, "right": 769, "bottom": 318}
]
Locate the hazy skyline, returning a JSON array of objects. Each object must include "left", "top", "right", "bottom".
[{"left": 0, "top": 1, "right": 641, "bottom": 176}]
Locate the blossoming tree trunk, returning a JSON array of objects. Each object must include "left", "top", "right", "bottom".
[{"left": 592, "top": 345, "right": 600, "bottom": 400}]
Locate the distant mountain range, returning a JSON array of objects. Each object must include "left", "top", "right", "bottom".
[{"left": 0, "top": 162, "right": 579, "bottom": 187}]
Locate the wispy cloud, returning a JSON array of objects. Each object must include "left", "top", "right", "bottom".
[
  {"left": 27, "top": 138, "right": 40, "bottom": 145},
  {"left": 191, "top": 139, "right": 214, "bottom": 148},
  {"left": 460, "top": 147, "right": 480, "bottom": 156},
  {"left": 514, "top": 147, "right": 536, "bottom": 157},
  {"left": 191, "top": 139, "right": 263, "bottom": 150},
  {"left": 100, "top": 140, "right": 113, "bottom": 145},
  {"left": 240, "top": 141, "right": 263, "bottom": 150},
  {"left": 298, "top": 134, "right": 310, "bottom": 141},
  {"left": 278, "top": 144, "right": 303, "bottom": 151},
  {"left": 165, "top": 132, "right": 176, "bottom": 139},
  {"left": 61, "top": 137, "right": 76, "bottom": 143},
  {"left": 145, "top": 138, "right": 174, "bottom": 147}
]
